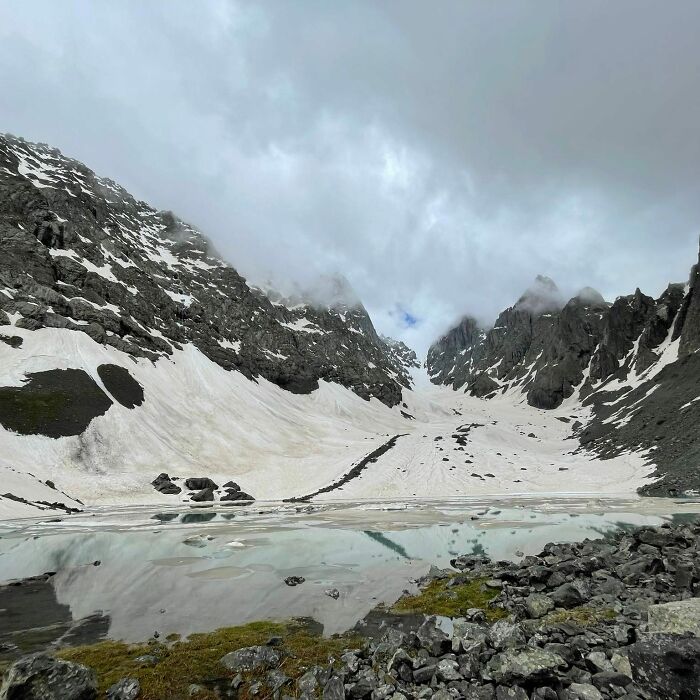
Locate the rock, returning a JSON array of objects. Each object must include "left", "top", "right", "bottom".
[
  {"left": 324, "top": 588, "right": 340, "bottom": 599},
  {"left": 266, "top": 669, "right": 289, "bottom": 693},
  {"left": 627, "top": 633, "right": 700, "bottom": 700},
  {"left": 133, "top": 655, "right": 159, "bottom": 667},
  {"left": 322, "top": 676, "right": 344, "bottom": 700},
  {"left": 647, "top": 599, "right": 700, "bottom": 636},
  {"left": 222, "top": 481, "right": 241, "bottom": 491},
  {"left": 585, "top": 651, "right": 613, "bottom": 673},
  {"left": 151, "top": 473, "right": 182, "bottom": 495},
  {"left": 564, "top": 684, "right": 603, "bottom": 700},
  {"left": 495, "top": 687, "right": 527, "bottom": 700},
  {"left": 488, "top": 619, "right": 526, "bottom": 650},
  {"left": 416, "top": 616, "right": 451, "bottom": 656},
  {"left": 106, "top": 678, "right": 140, "bottom": 700},
  {"left": 551, "top": 582, "right": 585, "bottom": 608},
  {"left": 190, "top": 487, "right": 215, "bottom": 502},
  {"left": 220, "top": 490, "right": 255, "bottom": 502},
  {"left": 284, "top": 576, "right": 305, "bottom": 586},
  {"left": 220, "top": 645, "right": 282, "bottom": 673},
  {"left": 435, "top": 659, "right": 462, "bottom": 682},
  {"left": 524, "top": 593, "right": 554, "bottom": 619},
  {"left": 184, "top": 478, "right": 219, "bottom": 491},
  {"left": 485, "top": 647, "right": 566, "bottom": 684},
  {"left": 0, "top": 653, "right": 97, "bottom": 699},
  {"left": 590, "top": 671, "right": 632, "bottom": 691}
]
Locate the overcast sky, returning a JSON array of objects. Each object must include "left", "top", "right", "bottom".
[{"left": 2, "top": 1, "right": 699, "bottom": 355}]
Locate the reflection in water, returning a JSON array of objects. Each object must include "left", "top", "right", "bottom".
[
  {"left": 0, "top": 498, "right": 697, "bottom": 644},
  {"left": 363, "top": 531, "right": 411, "bottom": 559}
]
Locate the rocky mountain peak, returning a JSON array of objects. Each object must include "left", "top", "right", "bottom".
[{"left": 514, "top": 275, "right": 564, "bottom": 315}]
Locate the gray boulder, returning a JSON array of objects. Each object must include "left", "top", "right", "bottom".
[
  {"left": 106, "top": 678, "right": 140, "bottom": 700},
  {"left": 220, "top": 645, "right": 282, "bottom": 673},
  {"left": 485, "top": 647, "right": 566, "bottom": 684},
  {"left": 0, "top": 653, "right": 97, "bottom": 700},
  {"left": 627, "top": 633, "right": 700, "bottom": 700},
  {"left": 647, "top": 599, "right": 700, "bottom": 636}
]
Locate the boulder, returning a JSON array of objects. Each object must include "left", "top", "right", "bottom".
[
  {"left": 647, "top": 599, "right": 700, "bottom": 636},
  {"left": 524, "top": 593, "right": 554, "bottom": 619},
  {"left": 486, "top": 647, "right": 566, "bottom": 684},
  {"left": 627, "top": 633, "right": 700, "bottom": 700},
  {"left": 106, "top": 678, "right": 140, "bottom": 700},
  {"left": 0, "top": 653, "right": 97, "bottom": 700},
  {"left": 184, "top": 477, "right": 218, "bottom": 491},
  {"left": 190, "top": 487, "right": 215, "bottom": 502},
  {"left": 220, "top": 645, "right": 282, "bottom": 673}
]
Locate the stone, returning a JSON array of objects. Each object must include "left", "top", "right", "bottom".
[
  {"left": 435, "top": 659, "right": 462, "bottom": 682},
  {"left": 485, "top": 648, "right": 566, "bottom": 684},
  {"left": 106, "top": 678, "right": 140, "bottom": 700},
  {"left": 416, "top": 616, "right": 451, "bottom": 656},
  {"left": 324, "top": 588, "right": 340, "bottom": 600},
  {"left": 564, "top": 684, "right": 603, "bottom": 700},
  {"left": 0, "top": 653, "right": 97, "bottom": 700},
  {"left": 524, "top": 593, "right": 554, "bottom": 619},
  {"left": 322, "top": 676, "right": 344, "bottom": 700},
  {"left": 627, "top": 634, "right": 700, "bottom": 700},
  {"left": 488, "top": 619, "right": 526, "bottom": 650},
  {"left": 190, "top": 487, "right": 215, "bottom": 502},
  {"left": 220, "top": 645, "right": 282, "bottom": 673},
  {"left": 647, "top": 599, "right": 700, "bottom": 636},
  {"left": 184, "top": 478, "right": 219, "bottom": 491},
  {"left": 551, "top": 582, "right": 585, "bottom": 608},
  {"left": 284, "top": 576, "right": 305, "bottom": 586},
  {"left": 495, "top": 687, "right": 527, "bottom": 700}
]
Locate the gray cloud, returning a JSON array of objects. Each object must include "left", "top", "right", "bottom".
[{"left": 1, "top": 0, "right": 699, "bottom": 355}]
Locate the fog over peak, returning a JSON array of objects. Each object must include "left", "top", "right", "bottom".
[{"left": 1, "top": 1, "right": 699, "bottom": 356}]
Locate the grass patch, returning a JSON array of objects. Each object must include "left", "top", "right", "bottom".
[
  {"left": 391, "top": 576, "right": 506, "bottom": 621},
  {"left": 57, "top": 620, "right": 363, "bottom": 700},
  {"left": 544, "top": 606, "right": 617, "bottom": 626}
]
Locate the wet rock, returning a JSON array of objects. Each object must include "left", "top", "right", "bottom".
[
  {"left": 220, "top": 490, "right": 255, "bottom": 502},
  {"left": 220, "top": 645, "right": 282, "bottom": 673},
  {"left": 0, "top": 653, "right": 97, "bottom": 699},
  {"left": 106, "top": 678, "right": 140, "bottom": 700},
  {"left": 324, "top": 588, "right": 340, "bottom": 600},
  {"left": 284, "top": 576, "right": 305, "bottom": 586},
  {"left": 222, "top": 481, "right": 240, "bottom": 491}
]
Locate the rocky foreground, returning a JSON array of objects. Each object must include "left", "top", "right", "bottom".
[{"left": 2, "top": 520, "right": 700, "bottom": 699}]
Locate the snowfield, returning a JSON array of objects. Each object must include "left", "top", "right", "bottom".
[{"left": 0, "top": 326, "right": 655, "bottom": 518}]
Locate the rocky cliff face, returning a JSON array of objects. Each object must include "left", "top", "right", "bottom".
[
  {"left": 427, "top": 247, "right": 700, "bottom": 495},
  {"left": 0, "top": 133, "right": 413, "bottom": 419}
]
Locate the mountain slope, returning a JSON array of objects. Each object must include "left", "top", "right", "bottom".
[
  {"left": 426, "top": 247, "right": 700, "bottom": 496},
  {"left": 0, "top": 133, "right": 421, "bottom": 515}
]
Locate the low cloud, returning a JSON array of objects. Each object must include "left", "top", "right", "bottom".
[{"left": 1, "top": 1, "right": 699, "bottom": 355}]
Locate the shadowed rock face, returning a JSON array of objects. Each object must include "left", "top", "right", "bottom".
[
  {"left": 96, "top": 364, "right": 144, "bottom": 409},
  {"left": 0, "top": 369, "right": 113, "bottom": 438},
  {"left": 0, "top": 133, "right": 414, "bottom": 409}
]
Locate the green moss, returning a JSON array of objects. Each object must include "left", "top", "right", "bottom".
[
  {"left": 544, "top": 605, "right": 617, "bottom": 626},
  {"left": 57, "top": 620, "right": 363, "bottom": 700},
  {"left": 391, "top": 576, "right": 506, "bottom": 621}
]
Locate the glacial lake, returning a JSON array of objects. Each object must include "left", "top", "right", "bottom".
[{"left": 1, "top": 496, "right": 699, "bottom": 655}]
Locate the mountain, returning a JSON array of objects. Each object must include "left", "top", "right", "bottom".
[
  {"left": 426, "top": 250, "right": 700, "bottom": 496},
  {"left": 0, "top": 133, "right": 418, "bottom": 515}
]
